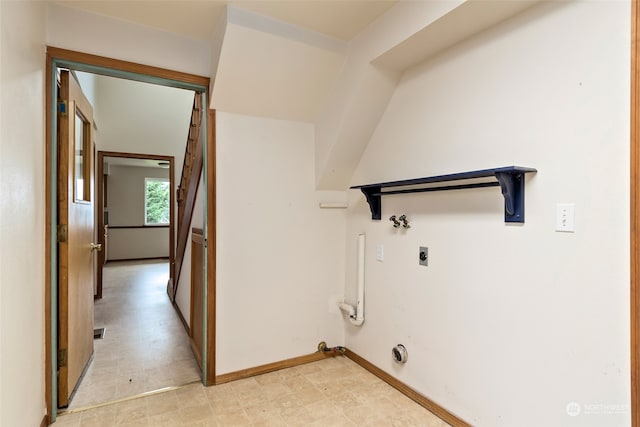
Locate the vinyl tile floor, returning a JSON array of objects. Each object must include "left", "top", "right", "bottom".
[
  {"left": 66, "top": 260, "right": 201, "bottom": 410},
  {"left": 55, "top": 356, "right": 451, "bottom": 426}
]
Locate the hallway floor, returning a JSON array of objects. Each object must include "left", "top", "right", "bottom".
[
  {"left": 55, "top": 356, "right": 450, "bottom": 426},
  {"left": 67, "top": 260, "right": 200, "bottom": 410}
]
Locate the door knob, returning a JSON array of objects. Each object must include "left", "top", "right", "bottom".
[{"left": 90, "top": 243, "right": 102, "bottom": 252}]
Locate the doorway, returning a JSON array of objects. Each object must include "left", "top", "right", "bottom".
[
  {"left": 45, "top": 47, "right": 216, "bottom": 423},
  {"left": 96, "top": 152, "right": 176, "bottom": 299}
]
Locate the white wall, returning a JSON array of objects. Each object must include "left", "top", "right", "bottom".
[
  {"left": 107, "top": 165, "right": 170, "bottom": 260},
  {"left": 107, "top": 165, "right": 170, "bottom": 226},
  {"left": 346, "top": 2, "right": 630, "bottom": 427},
  {"left": 74, "top": 71, "right": 97, "bottom": 113},
  {"left": 47, "top": 3, "right": 211, "bottom": 77},
  {"left": 108, "top": 228, "right": 169, "bottom": 261},
  {"left": 211, "top": 9, "right": 345, "bottom": 122},
  {"left": 0, "top": 1, "right": 47, "bottom": 426},
  {"left": 216, "top": 112, "right": 346, "bottom": 373}
]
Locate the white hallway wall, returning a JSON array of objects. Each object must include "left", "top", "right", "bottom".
[
  {"left": 0, "top": 1, "right": 47, "bottom": 426},
  {"left": 346, "top": 2, "right": 630, "bottom": 427}
]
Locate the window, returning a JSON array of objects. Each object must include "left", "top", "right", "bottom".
[
  {"left": 144, "top": 178, "right": 170, "bottom": 225},
  {"left": 74, "top": 110, "right": 91, "bottom": 202}
]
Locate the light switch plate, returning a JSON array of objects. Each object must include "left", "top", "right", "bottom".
[{"left": 556, "top": 203, "right": 575, "bottom": 232}]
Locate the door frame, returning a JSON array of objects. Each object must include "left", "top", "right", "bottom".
[
  {"left": 96, "top": 151, "right": 175, "bottom": 298},
  {"left": 45, "top": 47, "right": 216, "bottom": 423}
]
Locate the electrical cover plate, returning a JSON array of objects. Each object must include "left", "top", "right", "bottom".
[
  {"left": 556, "top": 203, "right": 575, "bottom": 232},
  {"left": 419, "top": 246, "right": 428, "bottom": 266}
]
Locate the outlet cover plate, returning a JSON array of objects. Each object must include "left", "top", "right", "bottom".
[{"left": 556, "top": 203, "right": 575, "bottom": 232}]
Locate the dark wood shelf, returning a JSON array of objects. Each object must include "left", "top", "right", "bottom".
[{"left": 351, "top": 166, "right": 537, "bottom": 223}]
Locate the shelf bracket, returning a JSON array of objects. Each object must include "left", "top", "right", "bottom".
[
  {"left": 361, "top": 186, "right": 382, "bottom": 220},
  {"left": 495, "top": 171, "right": 526, "bottom": 223}
]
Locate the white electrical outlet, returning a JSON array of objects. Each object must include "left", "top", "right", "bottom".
[
  {"left": 376, "top": 244, "right": 384, "bottom": 261},
  {"left": 556, "top": 203, "right": 575, "bottom": 232}
]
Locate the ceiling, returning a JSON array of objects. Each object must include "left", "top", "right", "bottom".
[{"left": 54, "top": 0, "right": 398, "bottom": 41}]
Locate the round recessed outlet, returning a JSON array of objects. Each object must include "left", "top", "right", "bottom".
[{"left": 392, "top": 344, "right": 408, "bottom": 364}]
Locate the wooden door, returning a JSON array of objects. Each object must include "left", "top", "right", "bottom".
[{"left": 57, "top": 70, "right": 96, "bottom": 408}]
